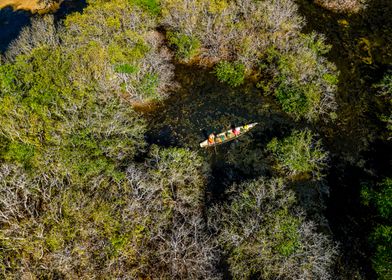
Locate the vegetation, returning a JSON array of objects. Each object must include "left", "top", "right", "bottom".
[
  {"left": 210, "top": 178, "right": 337, "bottom": 279},
  {"left": 267, "top": 129, "right": 328, "bottom": 179},
  {"left": 361, "top": 178, "right": 392, "bottom": 279},
  {"left": 0, "top": 0, "right": 390, "bottom": 279},
  {"left": 167, "top": 31, "right": 200, "bottom": 61},
  {"left": 161, "top": 0, "right": 338, "bottom": 120},
  {"left": 375, "top": 72, "right": 392, "bottom": 138},
  {"left": 314, "top": 0, "right": 366, "bottom": 13},
  {"left": 214, "top": 61, "right": 245, "bottom": 87}
]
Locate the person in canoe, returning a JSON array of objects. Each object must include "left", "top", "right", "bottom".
[
  {"left": 231, "top": 124, "right": 240, "bottom": 136},
  {"left": 208, "top": 133, "right": 216, "bottom": 145}
]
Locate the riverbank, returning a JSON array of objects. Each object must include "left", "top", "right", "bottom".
[{"left": 0, "top": 0, "right": 61, "bottom": 13}]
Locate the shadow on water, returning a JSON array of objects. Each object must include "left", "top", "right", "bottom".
[
  {"left": 143, "top": 64, "right": 295, "bottom": 200},
  {"left": 296, "top": 0, "right": 392, "bottom": 278},
  {"left": 0, "top": 8, "right": 30, "bottom": 52},
  {"left": 0, "top": 0, "right": 87, "bottom": 53}
]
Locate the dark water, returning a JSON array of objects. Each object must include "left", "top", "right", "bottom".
[
  {"left": 0, "top": 7, "right": 30, "bottom": 52},
  {"left": 296, "top": 0, "right": 392, "bottom": 278},
  {"left": 144, "top": 64, "right": 303, "bottom": 200},
  {"left": 0, "top": 0, "right": 86, "bottom": 53},
  {"left": 145, "top": 65, "right": 289, "bottom": 148},
  {"left": 145, "top": 2, "right": 392, "bottom": 277}
]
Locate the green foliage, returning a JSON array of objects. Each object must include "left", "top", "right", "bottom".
[
  {"left": 375, "top": 72, "right": 392, "bottom": 137},
  {"left": 0, "top": 46, "right": 78, "bottom": 157},
  {"left": 167, "top": 31, "right": 200, "bottom": 61},
  {"left": 375, "top": 71, "right": 392, "bottom": 96},
  {"left": 260, "top": 35, "right": 337, "bottom": 121},
  {"left": 215, "top": 61, "right": 245, "bottom": 87},
  {"left": 361, "top": 178, "right": 392, "bottom": 279},
  {"left": 275, "top": 82, "right": 309, "bottom": 116},
  {"left": 371, "top": 225, "right": 392, "bottom": 280},
  {"left": 131, "top": 0, "right": 161, "bottom": 15},
  {"left": 0, "top": 63, "right": 18, "bottom": 93},
  {"left": 274, "top": 211, "right": 301, "bottom": 256},
  {"left": 267, "top": 129, "right": 328, "bottom": 179},
  {"left": 323, "top": 73, "right": 339, "bottom": 85},
  {"left": 140, "top": 73, "right": 159, "bottom": 99},
  {"left": 2, "top": 142, "right": 35, "bottom": 166},
  {"left": 214, "top": 177, "right": 336, "bottom": 279},
  {"left": 114, "top": 63, "right": 139, "bottom": 74}
]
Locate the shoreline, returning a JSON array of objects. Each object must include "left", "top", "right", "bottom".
[{"left": 0, "top": 0, "right": 61, "bottom": 14}]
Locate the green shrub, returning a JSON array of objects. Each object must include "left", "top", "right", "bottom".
[
  {"left": 131, "top": 0, "right": 161, "bottom": 15},
  {"left": 374, "top": 72, "right": 392, "bottom": 137},
  {"left": 371, "top": 225, "right": 392, "bottom": 280},
  {"left": 275, "top": 82, "right": 309, "bottom": 117},
  {"left": 3, "top": 142, "right": 35, "bottom": 167},
  {"left": 361, "top": 178, "right": 392, "bottom": 279},
  {"left": 140, "top": 73, "right": 159, "bottom": 99},
  {"left": 215, "top": 61, "right": 245, "bottom": 87},
  {"left": 167, "top": 31, "right": 200, "bottom": 61},
  {"left": 213, "top": 177, "right": 337, "bottom": 279},
  {"left": 114, "top": 63, "right": 139, "bottom": 74},
  {"left": 267, "top": 129, "right": 328, "bottom": 179}
]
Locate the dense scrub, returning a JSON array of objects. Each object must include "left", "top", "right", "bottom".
[
  {"left": 210, "top": 178, "right": 337, "bottom": 279},
  {"left": 161, "top": 0, "right": 338, "bottom": 121},
  {"left": 314, "top": 0, "right": 366, "bottom": 13},
  {"left": 4, "top": 0, "right": 388, "bottom": 279}
]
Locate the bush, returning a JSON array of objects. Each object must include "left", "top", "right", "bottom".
[
  {"left": 0, "top": 147, "right": 218, "bottom": 279},
  {"left": 211, "top": 177, "right": 337, "bottom": 280},
  {"left": 131, "top": 0, "right": 161, "bottom": 15},
  {"left": 215, "top": 61, "right": 245, "bottom": 87},
  {"left": 374, "top": 72, "right": 392, "bottom": 138},
  {"left": 261, "top": 34, "right": 338, "bottom": 121},
  {"left": 361, "top": 178, "right": 392, "bottom": 279},
  {"left": 314, "top": 0, "right": 365, "bottom": 13},
  {"left": 267, "top": 129, "right": 328, "bottom": 179},
  {"left": 167, "top": 31, "right": 200, "bottom": 61},
  {"left": 275, "top": 82, "right": 309, "bottom": 116}
]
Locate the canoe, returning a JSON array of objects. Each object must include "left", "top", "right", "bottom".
[{"left": 200, "top": 123, "right": 258, "bottom": 148}]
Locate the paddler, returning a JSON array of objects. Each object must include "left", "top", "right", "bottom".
[
  {"left": 208, "top": 133, "right": 216, "bottom": 144},
  {"left": 231, "top": 124, "right": 240, "bottom": 136}
]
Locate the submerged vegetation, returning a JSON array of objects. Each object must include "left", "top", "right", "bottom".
[{"left": 0, "top": 0, "right": 390, "bottom": 279}]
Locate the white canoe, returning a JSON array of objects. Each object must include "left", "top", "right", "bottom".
[{"left": 200, "top": 123, "right": 258, "bottom": 148}]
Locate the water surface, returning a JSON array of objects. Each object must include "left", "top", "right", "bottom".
[{"left": 0, "top": 0, "right": 86, "bottom": 53}]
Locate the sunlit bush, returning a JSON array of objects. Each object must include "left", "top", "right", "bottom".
[
  {"left": 214, "top": 61, "right": 245, "bottom": 87},
  {"left": 267, "top": 129, "right": 328, "bottom": 179},
  {"left": 167, "top": 31, "right": 200, "bottom": 61},
  {"left": 210, "top": 177, "right": 337, "bottom": 279}
]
